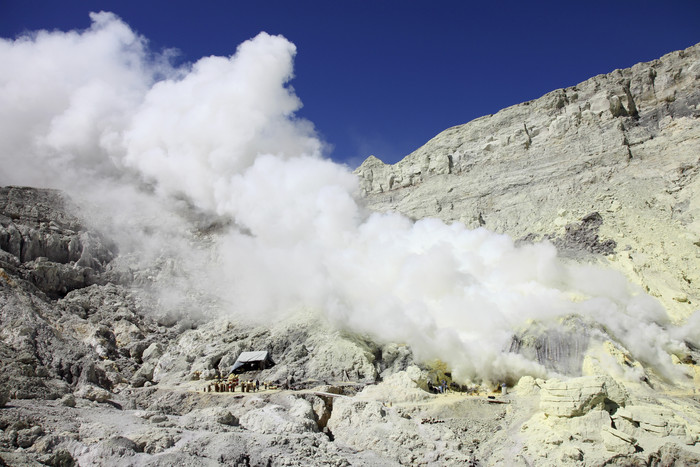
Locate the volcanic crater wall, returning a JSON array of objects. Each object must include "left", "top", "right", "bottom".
[{"left": 356, "top": 42, "right": 700, "bottom": 321}]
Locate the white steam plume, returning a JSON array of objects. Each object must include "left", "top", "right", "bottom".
[{"left": 0, "top": 12, "right": 696, "bottom": 384}]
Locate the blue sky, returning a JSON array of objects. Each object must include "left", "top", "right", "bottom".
[{"left": 2, "top": 1, "right": 699, "bottom": 167}]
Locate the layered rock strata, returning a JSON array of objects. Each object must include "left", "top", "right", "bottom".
[{"left": 357, "top": 43, "right": 700, "bottom": 321}]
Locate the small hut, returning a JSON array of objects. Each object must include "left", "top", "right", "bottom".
[{"left": 230, "top": 351, "right": 275, "bottom": 374}]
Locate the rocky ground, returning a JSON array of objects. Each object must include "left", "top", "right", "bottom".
[{"left": 1, "top": 44, "right": 700, "bottom": 466}]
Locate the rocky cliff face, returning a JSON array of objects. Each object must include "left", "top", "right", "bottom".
[
  {"left": 356, "top": 43, "right": 700, "bottom": 321},
  {"left": 0, "top": 186, "right": 116, "bottom": 298}
]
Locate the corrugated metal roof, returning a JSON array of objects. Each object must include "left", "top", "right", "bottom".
[{"left": 234, "top": 351, "right": 269, "bottom": 363}]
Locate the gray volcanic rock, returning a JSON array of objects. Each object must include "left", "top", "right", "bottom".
[
  {"left": 356, "top": 43, "right": 700, "bottom": 321},
  {"left": 0, "top": 185, "right": 415, "bottom": 465},
  {"left": 553, "top": 211, "right": 617, "bottom": 257},
  {"left": 0, "top": 188, "right": 181, "bottom": 404},
  {"left": 0, "top": 186, "right": 115, "bottom": 297},
  {"left": 507, "top": 316, "right": 594, "bottom": 376},
  {"left": 0, "top": 186, "right": 114, "bottom": 267},
  {"left": 148, "top": 312, "right": 401, "bottom": 389}
]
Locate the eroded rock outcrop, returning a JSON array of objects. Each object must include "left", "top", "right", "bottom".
[
  {"left": 0, "top": 186, "right": 115, "bottom": 297},
  {"left": 504, "top": 374, "right": 700, "bottom": 465},
  {"left": 539, "top": 375, "right": 628, "bottom": 417}
]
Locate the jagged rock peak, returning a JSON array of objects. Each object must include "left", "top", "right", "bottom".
[{"left": 356, "top": 42, "right": 700, "bottom": 196}]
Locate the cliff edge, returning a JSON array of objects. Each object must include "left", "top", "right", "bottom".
[{"left": 357, "top": 42, "right": 700, "bottom": 321}]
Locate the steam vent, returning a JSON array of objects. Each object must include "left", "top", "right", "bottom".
[{"left": 0, "top": 14, "right": 699, "bottom": 466}]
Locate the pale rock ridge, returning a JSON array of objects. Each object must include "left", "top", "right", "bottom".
[{"left": 356, "top": 42, "right": 700, "bottom": 320}]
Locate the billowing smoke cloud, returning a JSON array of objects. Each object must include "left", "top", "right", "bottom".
[{"left": 0, "top": 12, "right": 696, "bottom": 384}]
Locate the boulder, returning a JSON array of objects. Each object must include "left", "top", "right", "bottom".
[
  {"left": 238, "top": 402, "right": 318, "bottom": 435},
  {"left": 614, "top": 405, "right": 692, "bottom": 437},
  {"left": 647, "top": 443, "right": 700, "bottom": 466},
  {"left": 216, "top": 410, "right": 238, "bottom": 426},
  {"left": 75, "top": 384, "right": 112, "bottom": 403},
  {"left": 131, "top": 362, "right": 155, "bottom": 388},
  {"left": 59, "top": 394, "right": 76, "bottom": 407},
  {"left": 132, "top": 430, "right": 176, "bottom": 454},
  {"left": 15, "top": 425, "right": 44, "bottom": 448},
  {"left": 601, "top": 426, "right": 637, "bottom": 455},
  {"left": 514, "top": 375, "right": 541, "bottom": 395},
  {"left": 356, "top": 366, "right": 432, "bottom": 403},
  {"left": 540, "top": 375, "right": 628, "bottom": 417}
]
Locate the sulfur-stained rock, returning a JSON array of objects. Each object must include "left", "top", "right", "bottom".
[
  {"left": 539, "top": 375, "right": 628, "bottom": 417},
  {"left": 357, "top": 43, "right": 700, "bottom": 322},
  {"left": 561, "top": 409, "right": 613, "bottom": 442},
  {"left": 356, "top": 366, "right": 431, "bottom": 403},
  {"left": 514, "top": 375, "right": 541, "bottom": 395},
  {"left": 601, "top": 426, "right": 637, "bottom": 454},
  {"left": 614, "top": 404, "right": 693, "bottom": 437},
  {"left": 560, "top": 445, "right": 583, "bottom": 462}
]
